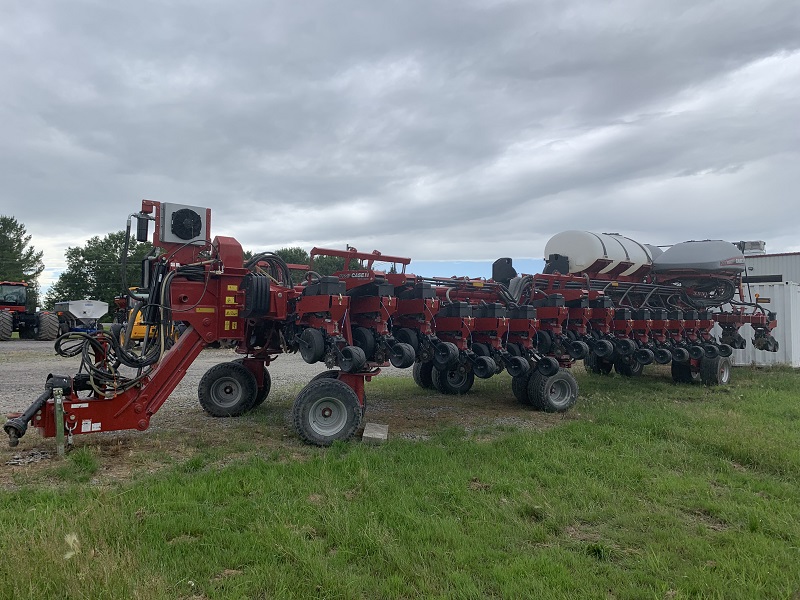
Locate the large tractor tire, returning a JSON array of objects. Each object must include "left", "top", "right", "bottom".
[
  {"left": 614, "top": 356, "right": 643, "bottom": 377},
  {"left": 198, "top": 362, "right": 258, "bottom": 417},
  {"left": 527, "top": 369, "right": 579, "bottom": 413},
  {"left": 36, "top": 312, "right": 60, "bottom": 341},
  {"left": 671, "top": 361, "right": 700, "bottom": 384},
  {"left": 233, "top": 359, "right": 272, "bottom": 407},
  {"left": 0, "top": 311, "right": 13, "bottom": 341},
  {"left": 511, "top": 371, "right": 534, "bottom": 406},
  {"left": 700, "top": 356, "right": 732, "bottom": 386},
  {"left": 292, "top": 378, "right": 363, "bottom": 446},
  {"left": 412, "top": 361, "right": 435, "bottom": 390},
  {"left": 431, "top": 364, "right": 475, "bottom": 395},
  {"left": 584, "top": 352, "right": 613, "bottom": 375}
]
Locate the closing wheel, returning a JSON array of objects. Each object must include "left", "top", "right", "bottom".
[
  {"left": 671, "top": 360, "right": 699, "bottom": 384},
  {"left": 472, "top": 355, "right": 496, "bottom": 379},
  {"left": 389, "top": 342, "right": 416, "bottom": 368},
  {"left": 528, "top": 369, "right": 578, "bottom": 413},
  {"left": 198, "top": 362, "right": 258, "bottom": 417},
  {"left": 0, "top": 311, "right": 12, "bottom": 341},
  {"left": 615, "top": 338, "right": 636, "bottom": 357},
  {"left": 535, "top": 331, "right": 553, "bottom": 354},
  {"left": 672, "top": 346, "right": 690, "bottom": 363},
  {"left": 703, "top": 344, "right": 719, "bottom": 359},
  {"left": 653, "top": 347, "right": 672, "bottom": 365},
  {"left": 36, "top": 312, "right": 60, "bottom": 341},
  {"left": 634, "top": 347, "right": 655, "bottom": 366},
  {"left": 506, "top": 343, "right": 522, "bottom": 357},
  {"left": 614, "top": 356, "right": 643, "bottom": 377},
  {"left": 412, "top": 361, "right": 435, "bottom": 389},
  {"left": 339, "top": 345, "right": 367, "bottom": 373},
  {"left": 299, "top": 328, "right": 325, "bottom": 364},
  {"left": 593, "top": 339, "right": 614, "bottom": 358},
  {"left": 352, "top": 327, "right": 376, "bottom": 360},
  {"left": 431, "top": 364, "right": 474, "bottom": 395},
  {"left": 688, "top": 345, "right": 705, "bottom": 361},
  {"left": 717, "top": 344, "right": 733, "bottom": 358},
  {"left": 568, "top": 340, "right": 590, "bottom": 360},
  {"left": 506, "top": 355, "right": 529, "bottom": 378},
  {"left": 233, "top": 359, "right": 272, "bottom": 407},
  {"left": 433, "top": 342, "right": 460, "bottom": 370},
  {"left": 471, "top": 343, "right": 490, "bottom": 357},
  {"left": 512, "top": 371, "right": 534, "bottom": 406},
  {"left": 395, "top": 328, "right": 419, "bottom": 353},
  {"left": 292, "top": 378, "right": 363, "bottom": 446},
  {"left": 700, "top": 356, "right": 731, "bottom": 386},
  {"left": 537, "top": 356, "right": 560, "bottom": 377}
]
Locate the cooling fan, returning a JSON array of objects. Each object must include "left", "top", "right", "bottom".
[{"left": 158, "top": 203, "right": 208, "bottom": 244}]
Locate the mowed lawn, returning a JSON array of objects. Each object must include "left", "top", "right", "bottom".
[{"left": 1, "top": 366, "right": 799, "bottom": 599}]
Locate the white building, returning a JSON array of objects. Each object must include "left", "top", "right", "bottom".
[{"left": 730, "top": 252, "right": 800, "bottom": 367}]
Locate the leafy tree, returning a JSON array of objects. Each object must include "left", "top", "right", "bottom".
[
  {"left": 44, "top": 231, "right": 153, "bottom": 313},
  {"left": 275, "top": 247, "right": 310, "bottom": 266},
  {"left": 0, "top": 215, "right": 45, "bottom": 310}
]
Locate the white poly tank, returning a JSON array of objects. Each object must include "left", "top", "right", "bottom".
[{"left": 544, "top": 231, "right": 657, "bottom": 277}]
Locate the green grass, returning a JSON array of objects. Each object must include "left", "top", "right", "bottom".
[{"left": 2, "top": 367, "right": 800, "bottom": 599}]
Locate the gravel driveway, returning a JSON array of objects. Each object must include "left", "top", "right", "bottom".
[{"left": 0, "top": 339, "right": 411, "bottom": 417}]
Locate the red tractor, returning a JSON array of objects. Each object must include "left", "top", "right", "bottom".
[{"left": 0, "top": 282, "right": 60, "bottom": 341}]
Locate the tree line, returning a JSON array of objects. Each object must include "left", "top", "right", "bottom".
[{"left": 0, "top": 216, "right": 354, "bottom": 317}]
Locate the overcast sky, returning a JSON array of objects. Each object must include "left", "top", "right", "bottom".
[{"left": 1, "top": 0, "right": 798, "bottom": 288}]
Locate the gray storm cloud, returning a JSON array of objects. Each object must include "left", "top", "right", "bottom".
[{"left": 1, "top": 0, "right": 798, "bottom": 287}]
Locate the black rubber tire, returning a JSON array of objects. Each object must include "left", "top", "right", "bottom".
[
  {"left": 395, "top": 328, "right": 419, "bottom": 353},
  {"left": 198, "top": 362, "right": 258, "bottom": 417},
  {"left": 537, "top": 356, "right": 560, "bottom": 377},
  {"left": 506, "top": 355, "right": 529, "bottom": 378},
  {"left": 634, "top": 347, "right": 655, "bottom": 366},
  {"left": 433, "top": 342, "right": 460, "bottom": 370},
  {"left": 512, "top": 371, "right": 534, "bottom": 406},
  {"left": 528, "top": 369, "right": 578, "bottom": 413},
  {"left": 615, "top": 338, "right": 636, "bottom": 357},
  {"left": 703, "top": 344, "right": 719, "bottom": 359},
  {"left": 233, "top": 359, "right": 272, "bottom": 407},
  {"left": 292, "top": 378, "right": 363, "bottom": 446},
  {"left": 614, "top": 357, "right": 643, "bottom": 377},
  {"left": 568, "top": 340, "right": 590, "bottom": 360},
  {"left": 688, "top": 345, "right": 705, "bottom": 361},
  {"left": 535, "top": 331, "right": 553, "bottom": 354},
  {"left": 412, "top": 361, "right": 435, "bottom": 389},
  {"left": 299, "top": 328, "right": 325, "bottom": 364},
  {"left": 672, "top": 346, "right": 690, "bottom": 363},
  {"left": 700, "top": 356, "right": 732, "bottom": 386},
  {"left": 36, "top": 312, "right": 60, "bottom": 341},
  {"left": 339, "top": 345, "right": 367, "bottom": 373},
  {"left": 389, "top": 342, "right": 416, "bottom": 369},
  {"left": 0, "top": 311, "right": 12, "bottom": 341},
  {"left": 584, "top": 352, "right": 612, "bottom": 375},
  {"left": 506, "top": 343, "right": 522, "bottom": 357},
  {"left": 472, "top": 355, "right": 496, "bottom": 379},
  {"left": 311, "top": 370, "right": 340, "bottom": 382},
  {"left": 432, "top": 365, "right": 475, "bottom": 395},
  {"left": 593, "top": 339, "right": 614, "bottom": 358},
  {"left": 671, "top": 361, "right": 698, "bottom": 384},
  {"left": 352, "top": 327, "right": 376, "bottom": 360},
  {"left": 471, "top": 343, "right": 490, "bottom": 357},
  {"left": 653, "top": 347, "right": 672, "bottom": 365}
]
